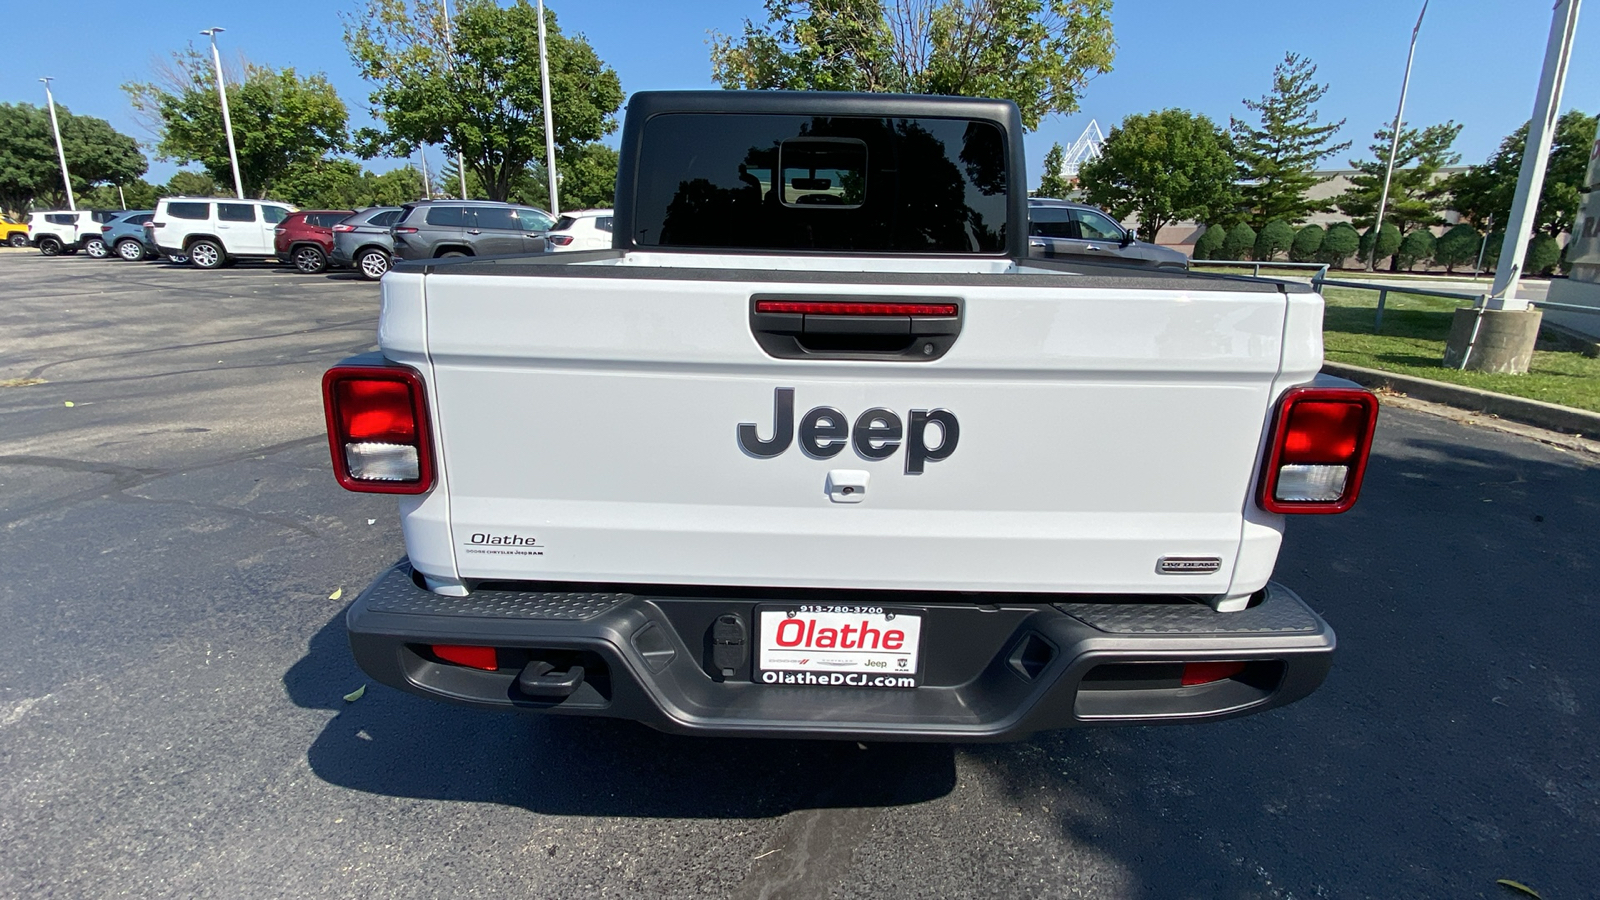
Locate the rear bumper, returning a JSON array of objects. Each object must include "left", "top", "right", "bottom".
[{"left": 347, "top": 562, "right": 1335, "bottom": 741}]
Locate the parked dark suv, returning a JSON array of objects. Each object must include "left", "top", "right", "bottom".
[
  {"left": 390, "top": 200, "right": 554, "bottom": 261},
  {"left": 329, "top": 207, "right": 403, "bottom": 280},
  {"left": 275, "top": 210, "right": 355, "bottom": 274}
]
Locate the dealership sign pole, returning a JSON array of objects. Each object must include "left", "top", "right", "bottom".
[{"left": 1367, "top": 0, "right": 1427, "bottom": 272}]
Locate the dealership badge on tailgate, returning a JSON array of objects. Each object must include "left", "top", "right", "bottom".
[{"left": 755, "top": 606, "right": 923, "bottom": 688}]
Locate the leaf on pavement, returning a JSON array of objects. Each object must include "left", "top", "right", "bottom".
[
  {"left": 1496, "top": 879, "right": 1543, "bottom": 899},
  {"left": 342, "top": 685, "right": 366, "bottom": 703},
  {"left": 329, "top": 588, "right": 343, "bottom": 600},
  {"left": 63, "top": 401, "right": 74, "bottom": 407}
]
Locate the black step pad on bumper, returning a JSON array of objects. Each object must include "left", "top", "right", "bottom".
[{"left": 347, "top": 562, "right": 1335, "bottom": 741}]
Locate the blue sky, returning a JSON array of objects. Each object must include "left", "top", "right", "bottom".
[{"left": 8, "top": 0, "right": 1597, "bottom": 187}]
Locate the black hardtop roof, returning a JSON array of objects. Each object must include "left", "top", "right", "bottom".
[{"left": 625, "top": 89, "right": 1023, "bottom": 126}]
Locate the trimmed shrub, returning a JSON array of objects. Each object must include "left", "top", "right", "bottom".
[
  {"left": 1358, "top": 222, "right": 1402, "bottom": 268},
  {"left": 1526, "top": 234, "right": 1561, "bottom": 275},
  {"left": 1193, "top": 224, "right": 1227, "bottom": 260},
  {"left": 1318, "top": 222, "right": 1361, "bottom": 266},
  {"left": 1222, "top": 222, "right": 1257, "bottom": 260},
  {"left": 1253, "top": 219, "right": 1296, "bottom": 262},
  {"left": 1395, "top": 229, "right": 1436, "bottom": 271},
  {"left": 1433, "top": 223, "right": 1482, "bottom": 273},
  {"left": 1289, "top": 224, "right": 1325, "bottom": 262}
]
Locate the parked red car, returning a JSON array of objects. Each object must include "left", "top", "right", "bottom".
[{"left": 274, "top": 210, "right": 354, "bottom": 274}]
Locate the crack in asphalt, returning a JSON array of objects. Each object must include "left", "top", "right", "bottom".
[
  {"left": 0, "top": 435, "right": 327, "bottom": 529},
  {"left": 20, "top": 318, "right": 374, "bottom": 381}
]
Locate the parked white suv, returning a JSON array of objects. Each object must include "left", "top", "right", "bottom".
[
  {"left": 544, "top": 208, "right": 614, "bottom": 251},
  {"left": 27, "top": 210, "right": 119, "bottom": 257},
  {"left": 149, "top": 198, "right": 296, "bottom": 269}
]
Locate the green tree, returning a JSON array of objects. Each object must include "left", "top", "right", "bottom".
[
  {"left": 1036, "top": 142, "right": 1071, "bottom": 197},
  {"left": 1253, "top": 218, "right": 1295, "bottom": 261},
  {"left": 78, "top": 179, "right": 162, "bottom": 211},
  {"left": 345, "top": 0, "right": 624, "bottom": 203},
  {"left": 1318, "top": 221, "right": 1360, "bottom": 266},
  {"left": 1448, "top": 110, "right": 1597, "bottom": 239},
  {"left": 549, "top": 142, "right": 619, "bottom": 209},
  {"left": 1395, "top": 229, "right": 1435, "bottom": 271},
  {"left": 270, "top": 158, "right": 366, "bottom": 208},
  {"left": 1231, "top": 53, "right": 1349, "bottom": 228},
  {"left": 165, "top": 170, "right": 223, "bottom": 197},
  {"left": 1193, "top": 223, "right": 1227, "bottom": 260},
  {"left": 1482, "top": 230, "right": 1505, "bottom": 270},
  {"left": 0, "top": 102, "right": 146, "bottom": 213},
  {"left": 1358, "top": 222, "right": 1401, "bottom": 268},
  {"left": 358, "top": 167, "right": 427, "bottom": 206},
  {"left": 1525, "top": 234, "right": 1561, "bottom": 275},
  {"left": 1433, "top": 223, "right": 1481, "bottom": 273},
  {"left": 1335, "top": 121, "right": 1461, "bottom": 236},
  {"left": 126, "top": 49, "right": 349, "bottom": 198},
  {"left": 1222, "top": 222, "right": 1256, "bottom": 260},
  {"left": 1079, "top": 109, "right": 1238, "bottom": 241},
  {"left": 1289, "top": 223, "right": 1324, "bottom": 262},
  {"left": 710, "top": 0, "right": 1115, "bottom": 131}
]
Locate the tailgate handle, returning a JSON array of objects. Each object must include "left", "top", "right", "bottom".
[
  {"left": 749, "top": 295, "right": 962, "bottom": 362},
  {"left": 517, "top": 661, "right": 585, "bottom": 699}
]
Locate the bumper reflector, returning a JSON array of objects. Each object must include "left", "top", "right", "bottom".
[
  {"left": 344, "top": 442, "right": 420, "bottom": 482},
  {"left": 1181, "top": 661, "right": 1247, "bottom": 686},
  {"left": 433, "top": 644, "right": 498, "bottom": 671},
  {"left": 1274, "top": 464, "right": 1349, "bottom": 502}
]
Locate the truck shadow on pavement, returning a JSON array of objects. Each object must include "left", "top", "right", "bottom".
[
  {"left": 972, "top": 419, "right": 1600, "bottom": 898},
  {"left": 285, "top": 611, "right": 958, "bottom": 819}
]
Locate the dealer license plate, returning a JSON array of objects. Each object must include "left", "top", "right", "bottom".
[{"left": 754, "top": 605, "right": 922, "bottom": 689}]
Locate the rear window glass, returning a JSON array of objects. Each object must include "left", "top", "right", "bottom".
[
  {"left": 553, "top": 216, "right": 577, "bottom": 232},
  {"left": 218, "top": 203, "right": 256, "bottom": 222},
  {"left": 633, "top": 113, "right": 1008, "bottom": 253},
  {"left": 370, "top": 210, "right": 400, "bottom": 227},
  {"left": 517, "top": 208, "right": 554, "bottom": 232},
  {"left": 128, "top": 214, "right": 153, "bottom": 225},
  {"left": 1029, "top": 207, "right": 1073, "bottom": 239},
  {"left": 168, "top": 202, "right": 209, "bottom": 220},
  {"left": 425, "top": 206, "right": 466, "bottom": 227},
  {"left": 596, "top": 216, "right": 613, "bottom": 233},
  {"left": 46, "top": 213, "right": 77, "bottom": 225}
]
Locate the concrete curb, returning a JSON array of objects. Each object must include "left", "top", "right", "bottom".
[{"left": 1322, "top": 361, "right": 1600, "bottom": 440}]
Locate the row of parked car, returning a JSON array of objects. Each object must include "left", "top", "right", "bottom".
[{"left": 11, "top": 199, "right": 618, "bottom": 279}]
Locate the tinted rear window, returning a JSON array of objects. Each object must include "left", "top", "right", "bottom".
[
  {"left": 596, "top": 216, "right": 613, "bottom": 232},
  {"left": 370, "top": 210, "right": 401, "bottom": 227},
  {"left": 425, "top": 206, "right": 466, "bottom": 227},
  {"left": 46, "top": 213, "right": 77, "bottom": 225},
  {"left": 473, "top": 206, "right": 520, "bottom": 231},
  {"left": 168, "top": 203, "right": 209, "bottom": 220},
  {"left": 632, "top": 113, "right": 1008, "bottom": 253},
  {"left": 218, "top": 203, "right": 256, "bottom": 222},
  {"left": 553, "top": 216, "right": 577, "bottom": 231}
]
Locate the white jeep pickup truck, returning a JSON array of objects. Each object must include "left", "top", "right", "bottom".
[{"left": 323, "top": 91, "right": 1377, "bottom": 740}]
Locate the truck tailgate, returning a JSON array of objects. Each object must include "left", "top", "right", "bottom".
[{"left": 407, "top": 265, "right": 1296, "bottom": 596}]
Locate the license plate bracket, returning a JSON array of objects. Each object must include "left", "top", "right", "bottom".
[{"left": 753, "top": 604, "right": 922, "bottom": 689}]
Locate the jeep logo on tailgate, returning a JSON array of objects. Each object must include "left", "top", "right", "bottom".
[{"left": 738, "top": 388, "right": 958, "bottom": 474}]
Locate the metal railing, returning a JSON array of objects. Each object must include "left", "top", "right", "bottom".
[{"left": 1192, "top": 259, "right": 1329, "bottom": 280}]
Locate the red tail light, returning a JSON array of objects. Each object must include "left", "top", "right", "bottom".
[
  {"left": 547, "top": 234, "right": 574, "bottom": 246},
  {"left": 1258, "top": 387, "right": 1378, "bottom": 514},
  {"left": 101, "top": 225, "right": 113, "bottom": 233},
  {"left": 394, "top": 226, "right": 419, "bottom": 234},
  {"left": 432, "top": 645, "right": 497, "bottom": 670},
  {"left": 754, "top": 300, "right": 958, "bottom": 316},
  {"left": 321, "top": 365, "right": 435, "bottom": 494},
  {"left": 332, "top": 223, "right": 356, "bottom": 232}
]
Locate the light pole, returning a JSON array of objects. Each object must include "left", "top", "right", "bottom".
[
  {"left": 1367, "top": 0, "right": 1427, "bottom": 272},
  {"left": 441, "top": 0, "right": 469, "bottom": 199},
  {"left": 1488, "top": 0, "right": 1583, "bottom": 309},
  {"left": 39, "top": 78, "right": 76, "bottom": 211},
  {"left": 201, "top": 28, "right": 246, "bottom": 199},
  {"left": 537, "top": 0, "right": 559, "bottom": 215}
]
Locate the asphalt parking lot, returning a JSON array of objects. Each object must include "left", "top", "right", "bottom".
[{"left": 1, "top": 253, "right": 1597, "bottom": 899}]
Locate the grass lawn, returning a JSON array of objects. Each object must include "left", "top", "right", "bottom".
[{"left": 1320, "top": 286, "right": 1600, "bottom": 414}]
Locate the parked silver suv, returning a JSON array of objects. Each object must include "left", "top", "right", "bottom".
[
  {"left": 1028, "top": 198, "right": 1189, "bottom": 270},
  {"left": 390, "top": 200, "right": 554, "bottom": 261}
]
